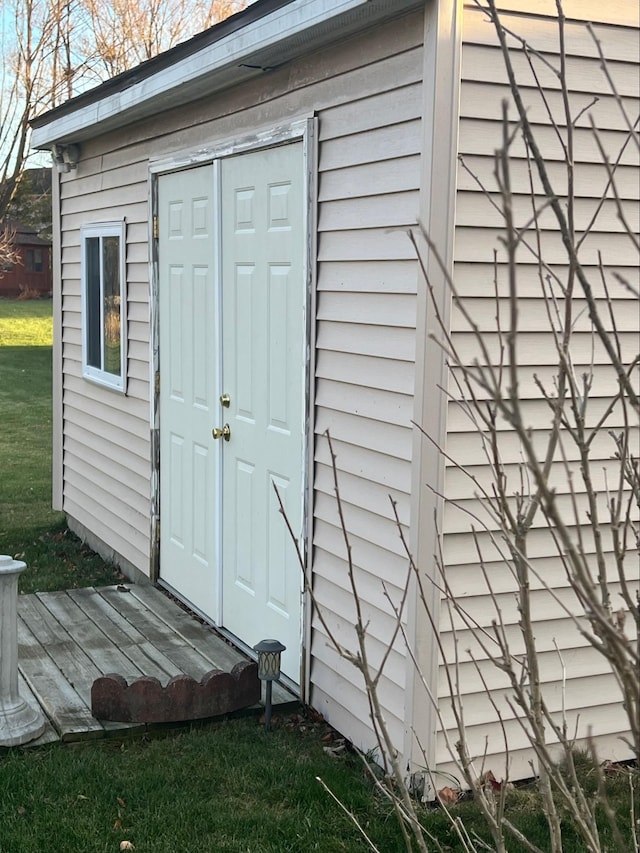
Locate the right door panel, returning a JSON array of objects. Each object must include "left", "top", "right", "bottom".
[{"left": 220, "top": 142, "right": 306, "bottom": 683}]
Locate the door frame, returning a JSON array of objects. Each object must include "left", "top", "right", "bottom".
[{"left": 148, "top": 117, "right": 317, "bottom": 694}]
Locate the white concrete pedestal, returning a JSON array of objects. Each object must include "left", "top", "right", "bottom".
[{"left": 0, "top": 556, "right": 46, "bottom": 746}]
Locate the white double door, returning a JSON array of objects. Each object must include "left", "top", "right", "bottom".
[{"left": 158, "top": 143, "right": 306, "bottom": 681}]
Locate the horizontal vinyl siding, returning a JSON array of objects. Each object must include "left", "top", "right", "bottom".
[
  {"left": 436, "top": 2, "right": 640, "bottom": 782},
  {"left": 311, "top": 10, "right": 423, "bottom": 755},
  {"left": 59, "top": 155, "right": 151, "bottom": 574}
]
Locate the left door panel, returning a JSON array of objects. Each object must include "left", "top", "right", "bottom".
[{"left": 158, "top": 165, "right": 218, "bottom": 621}]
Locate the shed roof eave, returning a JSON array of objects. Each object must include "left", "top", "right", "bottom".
[{"left": 31, "top": 0, "right": 424, "bottom": 150}]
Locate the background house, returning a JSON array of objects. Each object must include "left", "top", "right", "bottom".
[
  {"left": 0, "top": 222, "right": 52, "bottom": 297},
  {"left": 30, "top": 0, "right": 639, "bottom": 790}
]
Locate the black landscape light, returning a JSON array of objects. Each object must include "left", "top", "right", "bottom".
[{"left": 253, "top": 639, "right": 285, "bottom": 731}]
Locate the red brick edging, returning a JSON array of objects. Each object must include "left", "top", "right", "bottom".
[{"left": 91, "top": 661, "right": 260, "bottom": 723}]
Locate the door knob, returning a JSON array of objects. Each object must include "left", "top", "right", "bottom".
[{"left": 212, "top": 423, "right": 231, "bottom": 441}]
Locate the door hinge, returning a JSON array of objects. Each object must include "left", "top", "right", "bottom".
[
  {"left": 153, "top": 215, "right": 159, "bottom": 240},
  {"left": 155, "top": 370, "right": 160, "bottom": 396}
]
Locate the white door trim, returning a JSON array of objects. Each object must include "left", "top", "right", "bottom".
[
  {"left": 148, "top": 118, "right": 311, "bottom": 177},
  {"left": 148, "top": 117, "right": 317, "bottom": 693},
  {"left": 212, "top": 157, "right": 224, "bottom": 623}
]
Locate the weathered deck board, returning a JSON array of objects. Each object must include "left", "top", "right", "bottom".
[
  {"left": 17, "top": 672, "right": 60, "bottom": 746},
  {"left": 16, "top": 583, "right": 297, "bottom": 745},
  {"left": 97, "top": 586, "right": 228, "bottom": 679},
  {"left": 36, "top": 590, "right": 148, "bottom": 682},
  {"left": 19, "top": 595, "right": 106, "bottom": 708},
  {"left": 128, "top": 585, "right": 295, "bottom": 705},
  {"left": 66, "top": 587, "right": 183, "bottom": 681},
  {"left": 17, "top": 612, "right": 106, "bottom": 741},
  {"left": 126, "top": 585, "right": 245, "bottom": 671}
]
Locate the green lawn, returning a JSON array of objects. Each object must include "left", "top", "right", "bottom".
[
  {"left": 0, "top": 719, "right": 413, "bottom": 853},
  {"left": 0, "top": 298, "right": 120, "bottom": 592},
  {"left": 0, "top": 298, "right": 59, "bottom": 531}
]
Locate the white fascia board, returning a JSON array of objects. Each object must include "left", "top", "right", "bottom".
[{"left": 32, "top": 0, "right": 389, "bottom": 149}]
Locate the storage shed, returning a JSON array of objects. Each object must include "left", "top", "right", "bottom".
[{"left": 31, "top": 0, "right": 639, "bottom": 788}]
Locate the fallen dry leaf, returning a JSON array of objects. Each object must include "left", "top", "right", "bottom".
[
  {"left": 113, "top": 818, "right": 122, "bottom": 830},
  {"left": 117, "top": 797, "right": 126, "bottom": 808},
  {"left": 119, "top": 843, "right": 135, "bottom": 851},
  {"left": 480, "top": 770, "right": 502, "bottom": 791},
  {"left": 438, "top": 786, "right": 459, "bottom": 805},
  {"left": 17, "top": 806, "right": 26, "bottom": 815}
]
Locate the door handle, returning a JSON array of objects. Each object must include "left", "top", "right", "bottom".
[{"left": 212, "top": 423, "right": 231, "bottom": 441}]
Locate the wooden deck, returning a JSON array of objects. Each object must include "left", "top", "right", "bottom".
[{"left": 16, "top": 583, "right": 297, "bottom": 746}]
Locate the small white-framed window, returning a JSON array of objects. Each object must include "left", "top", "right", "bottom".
[{"left": 81, "top": 221, "right": 126, "bottom": 392}]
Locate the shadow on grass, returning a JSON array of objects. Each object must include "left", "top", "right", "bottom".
[{"left": 8, "top": 522, "right": 123, "bottom": 594}]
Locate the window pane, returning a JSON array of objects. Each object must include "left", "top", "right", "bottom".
[
  {"left": 85, "top": 237, "right": 101, "bottom": 369},
  {"left": 102, "top": 236, "right": 121, "bottom": 377},
  {"left": 82, "top": 224, "right": 126, "bottom": 391}
]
